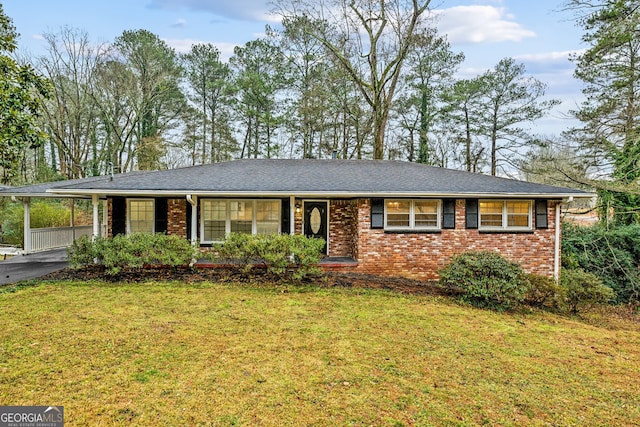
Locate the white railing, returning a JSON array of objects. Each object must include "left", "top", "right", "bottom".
[{"left": 30, "top": 226, "right": 94, "bottom": 252}]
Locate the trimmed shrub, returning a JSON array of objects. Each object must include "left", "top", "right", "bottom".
[
  {"left": 525, "top": 274, "right": 563, "bottom": 308},
  {"left": 68, "top": 233, "right": 198, "bottom": 275},
  {"left": 559, "top": 268, "right": 615, "bottom": 314},
  {"left": 212, "top": 233, "right": 325, "bottom": 280},
  {"left": 67, "top": 234, "right": 98, "bottom": 268},
  {"left": 439, "top": 250, "right": 529, "bottom": 310}
]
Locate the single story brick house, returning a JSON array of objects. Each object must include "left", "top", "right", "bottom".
[{"left": 0, "top": 159, "right": 593, "bottom": 279}]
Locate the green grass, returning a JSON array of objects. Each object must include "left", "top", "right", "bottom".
[{"left": 1, "top": 280, "right": 639, "bottom": 426}]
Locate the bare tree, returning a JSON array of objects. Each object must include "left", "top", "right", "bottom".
[
  {"left": 273, "top": 0, "right": 433, "bottom": 159},
  {"left": 38, "top": 27, "right": 106, "bottom": 178}
]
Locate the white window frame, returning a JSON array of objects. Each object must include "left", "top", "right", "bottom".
[
  {"left": 200, "top": 199, "right": 281, "bottom": 243},
  {"left": 127, "top": 198, "right": 155, "bottom": 234},
  {"left": 384, "top": 199, "right": 441, "bottom": 230},
  {"left": 479, "top": 200, "right": 533, "bottom": 231}
]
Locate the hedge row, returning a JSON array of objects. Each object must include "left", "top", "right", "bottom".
[{"left": 68, "top": 232, "right": 325, "bottom": 280}]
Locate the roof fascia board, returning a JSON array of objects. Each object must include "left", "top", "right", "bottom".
[
  {"left": 47, "top": 188, "right": 595, "bottom": 199},
  {"left": 0, "top": 191, "right": 92, "bottom": 199}
]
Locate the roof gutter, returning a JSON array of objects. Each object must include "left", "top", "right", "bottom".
[
  {"left": 0, "top": 191, "right": 94, "bottom": 199},
  {"left": 46, "top": 189, "right": 596, "bottom": 200}
]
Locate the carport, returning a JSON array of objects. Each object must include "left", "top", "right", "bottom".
[{"left": 0, "top": 178, "right": 108, "bottom": 253}]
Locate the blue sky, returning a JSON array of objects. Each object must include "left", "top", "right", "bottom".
[{"left": 4, "top": 0, "right": 585, "bottom": 136}]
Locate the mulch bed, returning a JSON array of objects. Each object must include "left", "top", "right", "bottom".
[{"left": 40, "top": 265, "right": 453, "bottom": 296}]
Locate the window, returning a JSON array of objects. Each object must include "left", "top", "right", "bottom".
[
  {"left": 385, "top": 199, "right": 440, "bottom": 230},
  {"left": 230, "top": 201, "right": 253, "bottom": 234},
  {"left": 202, "top": 200, "right": 226, "bottom": 241},
  {"left": 256, "top": 200, "right": 280, "bottom": 234},
  {"left": 479, "top": 200, "right": 532, "bottom": 230},
  {"left": 386, "top": 200, "right": 411, "bottom": 227},
  {"left": 128, "top": 199, "right": 154, "bottom": 233},
  {"left": 201, "top": 199, "right": 281, "bottom": 242}
]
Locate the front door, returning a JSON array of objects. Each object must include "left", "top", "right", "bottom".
[{"left": 304, "top": 201, "right": 328, "bottom": 254}]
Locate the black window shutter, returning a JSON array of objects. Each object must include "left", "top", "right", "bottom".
[
  {"left": 281, "top": 199, "right": 291, "bottom": 234},
  {"left": 186, "top": 201, "right": 193, "bottom": 240},
  {"left": 155, "top": 198, "right": 168, "bottom": 233},
  {"left": 465, "top": 199, "right": 478, "bottom": 229},
  {"left": 371, "top": 198, "right": 384, "bottom": 229},
  {"left": 535, "top": 199, "right": 548, "bottom": 229},
  {"left": 112, "top": 197, "right": 126, "bottom": 236},
  {"left": 442, "top": 199, "right": 456, "bottom": 229}
]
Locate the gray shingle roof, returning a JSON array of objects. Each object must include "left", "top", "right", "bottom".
[
  {"left": 0, "top": 159, "right": 593, "bottom": 199},
  {"left": 0, "top": 175, "right": 138, "bottom": 198}
]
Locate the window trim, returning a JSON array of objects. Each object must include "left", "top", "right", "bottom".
[
  {"left": 479, "top": 199, "right": 533, "bottom": 231},
  {"left": 126, "top": 198, "right": 155, "bottom": 234},
  {"left": 200, "top": 199, "right": 281, "bottom": 243},
  {"left": 384, "top": 199, "right": 442, "bottom": 231}
]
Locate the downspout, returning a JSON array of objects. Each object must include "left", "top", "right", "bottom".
[
  {"left": 289, "top": 195, "right": 295, "bottom": 235},
  {"left": 554, "top": 197, "right": 573, "bottom": 281},
  {"left": 554, "top": 202, "right": 561, "bottom": 281},
  {"left": 186, "top": 195, "right": 198, "bottom": 245}
]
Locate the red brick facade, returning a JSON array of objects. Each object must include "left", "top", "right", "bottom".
[
  {"left": 107, "top": 198, "right": 113, "bottom": 238},
  {"left": 167, "top": 199, "right": 188, "bottom": 238},
  {"left": 328, "top": 200, "right": 358, "bottom": 258},
  {"left": 108, "top": 196, "right": 560, "bottom": 280},
  {"left": 349, "top": 199, "right": 558, "bottom": 280}
]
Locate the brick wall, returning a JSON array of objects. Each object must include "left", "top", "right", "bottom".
[
  {"left": 328, "top": 200, "right": 358, "bottom": 258},
  {"left": 106, "top": 198, "right": 113, "bottom": 238},
  {"left": 167, "top": 198, "right": 187, "bottom": 238},
  {"left": 353, "top": 198, "right": 559, "bottom": 280}
]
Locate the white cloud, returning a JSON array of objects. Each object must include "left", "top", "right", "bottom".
[
  {"left": 171, "top": 18, "right": 188, "bottom": 28},
  {"left": 162, "top": 38, "right": 238, "bottom": 59},
  {"left": 149, "top": 0, "right": 274, "bottom": 23},
  {"left": 433, "top": 5, "right": 536, "bottom": 44},
  {"left": 515, "top": 49, "right": 585, "bottom": 64}
]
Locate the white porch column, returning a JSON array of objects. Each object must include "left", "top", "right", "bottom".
[
  {"left": 23, "top": 197, "right": 31, "bottom": 253},
  {"left": 92, "top": 194, "right": 100, "bottom": 239},
  {"left": 187, "top": 195, "right": 198, "bottom": 245},
  {"left": 289, "top": 195, "right": 295, "bottom": 235}
]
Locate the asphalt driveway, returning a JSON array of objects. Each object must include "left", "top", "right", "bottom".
[{"left": 0, "top": 248, "right": 69, "bottom": 285}]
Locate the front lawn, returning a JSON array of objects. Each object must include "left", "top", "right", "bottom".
[{"left": 1, "top": 281, "right": 638, "bottom": 426}]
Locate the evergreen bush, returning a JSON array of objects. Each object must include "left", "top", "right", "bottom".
[
  {"left": 558, "top": 268, "right": 615, "bottom": 314},
  {"left": 524, "top": 273, "right": 563, "bottom": 308},
  {"left": 439, "top": 250, "right": 529, "bottom": 310},
  {"left": 212, "top": 233, "right": 325, "bottom": 280},
  {"left": 68, "top": 233, "right": 197, "bottom": 275}
]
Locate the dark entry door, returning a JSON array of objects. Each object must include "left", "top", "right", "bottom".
[{"left": 304, "top": 201, "right": 328, "bottom": 254}]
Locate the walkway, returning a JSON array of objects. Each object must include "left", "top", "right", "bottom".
[{"left": 0, "top": 248, "right": 69, "bottom": 285}]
